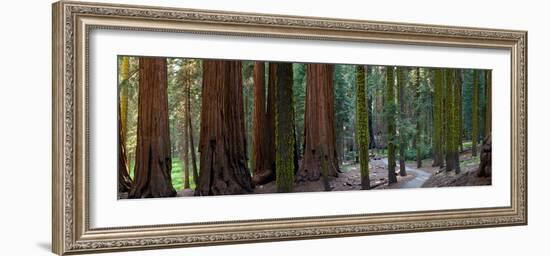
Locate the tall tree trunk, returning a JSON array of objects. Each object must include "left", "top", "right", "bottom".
[
  {"left": 459, "top": 70, "right": 464, "bottom": 152},
  {"left": 251, "top": 62, "right": 275, "bottom": 185},
  {"left": 444, "top": 69, "right": 455, "bottom": 172},
  {"left": 120, "top": 56, "right": 130, "bottom": 157},
  {"left": 266, "top": 63, "right": 277, "bottom": 177},
  {"left": 453, "top": 69, "right": 462, "bottom": 174},
  {"left": 432, "top": 68, "right": 444, "bottom": 167},
  {"left": 129, "top": 57, "right": 176, "bottom": 198},
  {"left": 182, "top": 69, "right": 190, "bottom": 189},
  {"left": 356, "top": 65, "right": 370, "bottom": 189},
  {"left": 472, "top": 70, "right": 479, "bottom": 156},
  {"left": 485, "top": 70, "right": 492, "bottom": 137},
  {"left": 297, "top": 64, "right": 340, "bottom": 181},
  {"left": 385, "top": 67, "right": 398, "bottom": 184},
  {"left": 195, "top": 60, "right": 253, "bottom": 196},
  {"left": 397, "top": 67, "right": 407, "bottom": 176},
  {"left": 186, "top": 65, "right": 199, "bottom": 185},
  {"left": 275, "top": 63, "right": 297, "bottom": 192},
  {"left": 414, "top": 67, "right": 422, "bottom": 168},
  {"left": 118, "top": 100, "right": 133, "bottom": 193},
  {"left": 367, "top": 90, "right": 376, "bottom": 149}
]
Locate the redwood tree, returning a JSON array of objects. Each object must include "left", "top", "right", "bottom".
[
  {"left": 297, "top": 64, "right": 340, "bottom": 181},
  {"left": 251, "top": 62, "right": 275, "bottom": 185},
  {"left": 128, "top": 57, "right": 176, "bottom": 198},
  {"left": 195, "top": 60, "right": 253, "bottom": 196}
]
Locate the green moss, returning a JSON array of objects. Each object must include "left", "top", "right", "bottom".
[
  {"left": 275, "top": 63, "right": 295, "bottom": 193},
  {"left": 355, "top": 65, "right": 370, "bottom": 188}
]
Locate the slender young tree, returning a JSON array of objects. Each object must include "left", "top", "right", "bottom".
[
  {"left": 396, "top": 67, "right": 407, "bottom": 176},
  {"left": 440, "top": 69, "right": 461, "bottom": 173},
  {"left": 356, "top": 65, "right": 370, "bottom": 189},
  {"left": 275, "top": 63, "right": 296, "bottom": 192},
  {"left": 452, "top": 69, "right": 462, "bottom": 174},
  {"left": 297, "top": 64, "right": 340, "bottom": 181},
  {"left": 120, "top": 56, "right": 130, "bottom": 155},
  {"left": 385, "top": 66, "right": 398, "bottom": 184},
  {"left": 485, "top": 70, "right": 492, "bottom": 137},
  {"left": 413, "top": 67, "right": 422, "bottom": 168},
  {"left": 186, "top": 62, "right": 199, "bottom": 185},
  {"left": 181, "top": 67, "right": 191, "bottom": 189},
  {"left": 458, "top": 70, "right": 464, "bottom": 153},
  {"left": 432, "top": 68, "right": 444, "bottom": 167},
  {"left": 367, "top": 71, "right": 376, "bottom": 150},
  {"left": 195, "top": 60, "right": 253, "bottom": 196},
  {"left": 266, "top": 63, "right": 277, "bottom": 177},
  {"left": 129, "top": 57, "right": 176, "bottom": 198},
  {"left": 472, "top": 70, "right": 480, "bottom": 156}
]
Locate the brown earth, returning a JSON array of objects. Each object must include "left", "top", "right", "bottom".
[{"left": 118, "top": 151, "right": 490, "bottom": 199}]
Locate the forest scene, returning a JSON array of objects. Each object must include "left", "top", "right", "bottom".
[{"left": 117, "top": 56, "right": 492, "bottom": 199}]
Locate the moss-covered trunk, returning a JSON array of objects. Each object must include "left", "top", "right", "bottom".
[
  {"left": 275, "top": 63, "right": 296, "bottom": 192},
  {"left": 356, "top": 65, "right": 370, "bottom": 189},
  {"left": 397, "top": 67, "right": 407, "bottom": 177}
]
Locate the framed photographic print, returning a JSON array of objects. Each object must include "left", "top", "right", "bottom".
[{"left": 52, "top": 1, "right": 527, "bottom": 255}]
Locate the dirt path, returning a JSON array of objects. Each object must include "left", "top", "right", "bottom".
[{"left": 380, "top": 159, "right": 431, "bottom": 188}]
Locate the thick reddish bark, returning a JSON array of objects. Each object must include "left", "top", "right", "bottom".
[
  {"left": 118, "top": 101, "right": 133, "bottom": 193},
  {"left": 129, "top": 57, "right": 176, "bottom": 198},
  {"left": 297, "top": 64, "right": 340, "bottom": 181},
  {"left": 251, "top": 62, "right": 275, "bottom": 185},
  {"left": 195, "top": 60, "right": 253, "bottom": 196}
]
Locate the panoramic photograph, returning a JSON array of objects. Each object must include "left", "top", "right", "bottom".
[{"left": 117, "top": 56, "right": 492, "bottom": 199}]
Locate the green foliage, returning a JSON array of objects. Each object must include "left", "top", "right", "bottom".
[
  {"left": 242, "top": 61, "right": 255, "bottom": 168},
  {"left": 293, "top": 63, "right": 306, "bottom": 153},
  {"left": 334, "top": 64, "right": 357, "bottom": 163},
  {"left": 119, "top": 55, "right": 492, "bottom": 193},
  {"left": 385, "top": 66, "right": 397, "bottom": 181},
  {"left": 129, "top": 158, "right": 195, "bottom": 191}
]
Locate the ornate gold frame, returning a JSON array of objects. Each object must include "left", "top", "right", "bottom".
[{"left": 52, "top": 1, "right": 527, "bottom": 255}]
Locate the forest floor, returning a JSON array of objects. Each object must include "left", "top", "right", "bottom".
[
  {"left": 118, "top": 150, "right": 490, "bottom": 199},
  {"left": 253, "top": 156, "right": 430, "bottom": 194},
  {"left": 253, "top": 149, "right": 490, "bottom": 194},
  {"left": 421, "top": 150, "right": 491, "bottom": 187}
]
